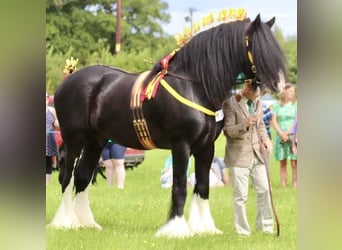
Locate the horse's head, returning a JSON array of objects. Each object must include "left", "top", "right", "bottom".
[{"left": 242, "top": 14, "right": 287, "bottom": 94}]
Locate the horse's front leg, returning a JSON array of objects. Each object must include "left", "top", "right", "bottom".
[
  {"left": 188, "top": 145, "right": 222, "bottom": 235},
  {"left": 156, "top": 146, "right": 191, "bottom": 238}
]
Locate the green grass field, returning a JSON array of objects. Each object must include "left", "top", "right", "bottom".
[{"left": 46, "top": 134, "right": 297, "bottom": 250}]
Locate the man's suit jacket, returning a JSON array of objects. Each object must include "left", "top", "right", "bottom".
[{"left": 222, "top": 95, "right": 270, "bottom": 168}]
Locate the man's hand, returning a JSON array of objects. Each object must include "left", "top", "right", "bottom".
[
  {"left": 264, "top": 141, "right": 273, "bottom": 154},
  {"left": 246, "top": 114, "right": 257, "bottom": 128}
]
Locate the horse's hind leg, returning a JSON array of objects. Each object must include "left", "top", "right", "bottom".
[
  {"left": 188, "top": 145, "right": 222, "bottom": 235},
  {"left": 49, "top": 140, "right": 83, "bottom": 228},
  {"left": 73, "top": 141, "right": 103, "bottom": 230}
]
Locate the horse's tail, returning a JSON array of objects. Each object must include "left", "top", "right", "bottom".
[
  {"left": 54, "top": 71, "right": 94, "bottom": 192},
  {"left": 55, "top": 66, "right": 107, "bottom": 135},
  {"left": 57, "top": 142, "right": 66, "bottom": 185},
  {"left": 54, "top": 74, "right": 91, "bottom": 136}
]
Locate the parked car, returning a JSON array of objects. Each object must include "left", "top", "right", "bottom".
[{"left": 123, "top": 147, "right": 145, "bottom": 169}]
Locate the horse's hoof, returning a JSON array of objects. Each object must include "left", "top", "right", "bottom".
[
  {"left": 155, "top": 227, "right": 192, "bottom": 238},
  {"left": 211, "top": 228, "right": 223, "bottom": 234},
  {"left": 76, "top": 221, "right": 102, "bottom": 230},
  {"left": 189, "top": 227, "right": 223, "bottom": 235},
  {"left": 92, "top": 222, "right": 102, "bottom": 231},
  {"left": 47, "top": 221, "right": 81, "bottom": 229},
  {"left": 155, "top": 216, "right": 193, "bottom": 238}
]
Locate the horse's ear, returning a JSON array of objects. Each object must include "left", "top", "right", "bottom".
[
  {"left": 248, "top": 14, "right": 261, "bottom": 33},
  {"left": 253, "top": 14, "right": 261, "bottom": 26},
  {"left": 266, "top": 17, "right": 276, "bottom": 28}
]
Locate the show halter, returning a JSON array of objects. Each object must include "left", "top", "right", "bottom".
[
  {"left": 244, "top": 35, "right": 259, "bottom": 84},
  {"left": 235, "top": 36, "right": 262, "bottom": 87}
]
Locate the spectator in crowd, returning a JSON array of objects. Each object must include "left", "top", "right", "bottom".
[
  {"left": 161, "top": 155, "right": 191, "bottom": 189},
  {"left": 261, "top": 90, "right": 274, "bottom": 140},
  {"left": 222, "top": 82, "right": 273, "bottom": 236},
  {"left": 271, "top": 83, "right": 297, "bottom": 188},
  {"left": 187, "top": 155, "right": 231, "bottom": 188},
  {"left": 46, "top": 92, "right": 59, "bottom": 185},
  {"left": 210, "top": 156, "right": 231, "bottom": 187},
  {"left": 101, "top": 140, "right": 126, "bottom": 189},
  {"left": 291, "top": 116, "right": 298, "bottom": 155},
  {"left": 262, "top": 103, "right": 273, "bottom": 140},
  {"left": 163, "top": 153, "right": 230, "bottom": 189}
]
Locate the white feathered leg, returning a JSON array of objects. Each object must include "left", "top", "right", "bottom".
[
  {"left": 155, "top": 215, "right": 192, "bottom": 238},
  {"left": 73, "top": 184, "right": 102, "bottom": 230},
  {"left": 188, "top": 194, "right": 222, "bottom": 235},
  {"left": 49, "top": 176, "right": 81, "bottom": 228}
]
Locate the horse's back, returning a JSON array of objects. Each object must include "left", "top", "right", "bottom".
[{"left": 55, "top": 65, "right": 131, "bottom": 95}]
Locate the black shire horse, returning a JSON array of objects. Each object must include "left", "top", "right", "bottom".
[{"left": 49, "top": 15, "right": 286, "bottom": 237}]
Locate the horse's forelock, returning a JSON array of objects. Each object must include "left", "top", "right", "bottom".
[{"left": 249, "top": 20, "right": 287, "bottom": 93}]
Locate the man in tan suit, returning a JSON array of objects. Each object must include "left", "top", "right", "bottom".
[{"left": 223, "top": 82, "right": 273, "bottom": 236}]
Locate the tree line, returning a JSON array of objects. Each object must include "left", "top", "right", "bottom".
[{"left": 46, "top": 0, "right": 297, "bottom": 93}]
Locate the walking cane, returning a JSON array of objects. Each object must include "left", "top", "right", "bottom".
[
  {"left": 259, "top": 139, "right": 281, "bottom": 237},
  {"left": 255, "top": 101, "right": 280, "bottom": 237}
]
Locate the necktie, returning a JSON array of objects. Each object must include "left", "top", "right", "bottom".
[{"left": 247, "top": 100, "right": 254, "bottom": 115}]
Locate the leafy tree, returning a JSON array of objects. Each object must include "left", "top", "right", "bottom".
[
  {"left": 46, "top": 0, "right": 171, "bottom": 60},
  {"left": 274, "top": 26, "right": 297, "bottom": 84},
  {"left": 283, "top": 36, "right": 297, "bottom": 84},
  {"left": 46, "top": 0, "right": 174, "bottom": 91}
]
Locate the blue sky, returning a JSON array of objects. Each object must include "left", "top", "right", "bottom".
[{"left": 162, "top": 0, "right": 297, "bottom": 37}]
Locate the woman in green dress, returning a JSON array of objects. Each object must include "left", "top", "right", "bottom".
[{"left": 272, "top": 83, "right": 297, "bottom": 188}]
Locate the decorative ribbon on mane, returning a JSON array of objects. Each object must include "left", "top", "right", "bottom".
[
  {"left": 143, "top": 71, "right": 164, "bottom": 101},
  {"left": 143, "top": 47, "right": 181, "bottom": 101}
]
